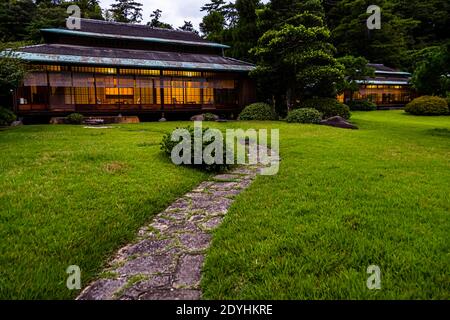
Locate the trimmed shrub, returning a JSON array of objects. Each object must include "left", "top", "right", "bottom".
[
  {"left": 347, "top": 99, "right": 377, "bottom": 111},
  {"left": 286, "top": 108, "right": 322, "bottom": 124},
  {"left": 66, "top": 113, "right": 84, "bottom": 124},
  {"left": 0, "top": 107, "right": 16, "bottom": 126},
  {"left": 238, "top": 102, "right": 278, "bottom": 121},
  {"left": 404, "top": 96, "right": 449, "bottom": 116},
  {"left": 299, "top": 98, "right": 351, "bottom": 119},
  {"left": 160, "top": 126, "right": 233, "bottom": 172}
]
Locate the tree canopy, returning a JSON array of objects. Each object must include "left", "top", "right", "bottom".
[
  {"left": 147, "top": 9, "right": 173, "bottom": 29},
  {"left": 251, "top": 0, "right": 344, "bottom": 113},
  {"left": 109, "top": 0, "right": 143, "bottom": 24}
]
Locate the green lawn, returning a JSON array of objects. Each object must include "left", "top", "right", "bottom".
[
  {"left": 0, "top": 124, "right": 210, "bottom": 299},
  {"left": 0, "top": 111, "right": 449, "bottom": 299},
  {"left": 202, "top": 111, "right": 450, "bottom": 299}
]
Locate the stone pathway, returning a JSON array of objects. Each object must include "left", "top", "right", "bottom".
[{"left": 77, "top": 144, "right": 277, "bottom": 300}]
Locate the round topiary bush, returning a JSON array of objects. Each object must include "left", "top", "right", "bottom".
[
  {"left": 160, "top": 125, "right": 233, "bottom": 172},
  {"left": 0, "top": 107, "right": 16, "bottom": 126},
  {"left": 404, "top": 96, "right": 449, "bottom": 116},
  {"left": 299, "top": 98, "right": 351, "bottom": 119},
  {"left": 66, "top": 113, "right": 84, "bottom": 124},
  {"left": 286, "top": 108, "right": 322, "bottom": 124},
  {"left": 238, "top": 102, "right": 278, "bottom": 121},
  {"left": 347, "top": 99, "right": 377, "bottom": 111}
]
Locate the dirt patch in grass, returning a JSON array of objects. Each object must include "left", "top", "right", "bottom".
[{"left": 103, "top": 161, "right": 129, "bottom": 174}]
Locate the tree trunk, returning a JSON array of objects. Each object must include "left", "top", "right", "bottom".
[{"left": 286, "top": 88, "right": 292, "bottom": 113}]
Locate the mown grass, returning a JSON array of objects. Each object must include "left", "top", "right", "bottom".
[
  {"left": 0, "top": 111, "right": 449, "bottom": 299},
  {"left": 0, "top": 124, "right": 209, "bottom": 299},
  {"left": 202, "top": 111, "right": 450, "bottom": 299}
]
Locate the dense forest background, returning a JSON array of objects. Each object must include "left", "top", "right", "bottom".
[{"left": 0, "top": 0, "right": 449, "bottom": 110}]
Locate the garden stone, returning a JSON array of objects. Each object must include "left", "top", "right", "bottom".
[
  {"left": 11, "top": 120, "right": 23, "bottom": 127},
  {"left": 116, "top": 250, "right": 178, "bottom": 276},
  {"left": 78, "top": 278, "right": 126, "bottom": 300},
  {"left": 190, "top": 114, "right": 219, "bottom": 121},
  {"left": 173, "top": 254, "right": 204, "bottom": 288},
  {"left": 178, "top": 232, "right": 212, "bottom": 251},
  {"left": 119, "top": 238, "right": 173, "bottom": 257},
  {"left": 320, "top": 116, "right": 358, "bottom": 129}
]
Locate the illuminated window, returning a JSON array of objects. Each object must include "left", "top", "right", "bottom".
[
  {"left": 21, "top": 72, "right": 49, "bottom": 105},
  {"left": 72, "top": 66, "right": 96, "bottom": 73},
  {"left": 203, "top": 87, "right": 214, "bottom": 105},
  {"left": 72, "top": 73, "right": 95, "bottom": 104},
  {"left": 120, "top": 69, "right": 160, "bottom": 76},
  {"left": 94, "top": 67, "right": 117, "bottom": 74},
  {"left": 47, "top": 65, "right": 61, "bottom": 72},
  {"left": 162, "top": 70, "right": 202, "bottom": 77},
  {"left": 96, "top": 75, "right": 118, "bottom": 104},
  {"left": 163, "top": 79, "right": 203, "bottom": 105},
  {"left": 49, "top": 72, "right": 74, "bottom": 106}
]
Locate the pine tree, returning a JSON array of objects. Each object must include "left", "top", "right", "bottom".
[
  {"left": 109, "top": 0, "right": 143, "bottom": 24},
  {"left": 328, "top": 0, "right": 418, "bottom": 68},
  {"left": 229, "top": 0, "right": 262, "bottom": 62},
  {"left": 252, "top": 0, "right": 344, "bottom": 113},
  {"left": 0, "top": 0, "right": 37, "bottom": 42},
  {"left": 147, "top": 9, "right": 173, "bottom": 29},
  {"left": 71, "top": 0, "right": 104, "bottom": 20},
  {"left": 200, "top": 11, "right": 225, "bottom": 42},
  {"left": 179, "top": 21, "right": 198, "bottom": 35}
]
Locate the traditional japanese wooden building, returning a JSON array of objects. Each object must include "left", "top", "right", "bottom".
[
  {"left": 13, "top": 19, "right": 255, "bottom": 119},
  {"left": 338, "top": 63, "right": 415, "bottom": 108}
]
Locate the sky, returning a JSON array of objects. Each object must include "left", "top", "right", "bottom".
[{"left": 99, "top": 0, "right": 211, "bottom": 30}]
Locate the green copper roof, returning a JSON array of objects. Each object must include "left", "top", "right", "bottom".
[
  {"left": 42, "top": 28, "right": 230, "bottom": 49},
  {"left": 14, "top": 51, "right": 254, "bottom": 72}
]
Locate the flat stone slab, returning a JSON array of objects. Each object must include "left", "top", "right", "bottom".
[
  {"left": 119, "top": 238, "right": 173, "bottom": 257},
  {"left": 173, "top": 254, "right": 204, "bottom": 288},
  {"left": 213, "top": 174, "right": 241, "bottom": 181},
  {"left": 116, "top": 251, "right": 178, "bottom": 276},
  {"left": 77, "top": 279, "right": 126, "bottom": 300},
  {"left": 178, "top": 233, "right": 212, "bottom": 251},
  {"left": 77, "top": 144, "right": 277, "bottom": 300}
]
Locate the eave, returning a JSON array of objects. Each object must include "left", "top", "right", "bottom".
[
  {"left": 14, "top": 51, "right": 254, "bottom": 72},
  {"left": 356, "top": 80, "right": 410, "bottom": 85},
  {"left": 374, "top": 70, "right": 412, "bottom": 76}
]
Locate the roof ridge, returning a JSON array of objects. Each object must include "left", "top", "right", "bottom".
[
  {"left": 47, "top": 43, "right": 221, "bottom": 56},
  {"left": 76, "top": 18, "right": 198, "bottom": 35},
  {"left": 224, "top": 56, "right": 255, "bottom": 66}
]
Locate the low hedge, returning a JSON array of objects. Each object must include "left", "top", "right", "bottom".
[
  {"left": 298, "top": 98, "right": 351, "bottom": 119},
  {"left": 404, "top": 96, "right": 449, "bottom": 116},
  {"left": 347, "top": 99, "right": 377, "bottom": 111},
  {"left": 286, "top": 108, "right": 322, "bottom": 124},
  {"left": 0, "top": 107, "right": 16, "bottom": 126},
  {"left": 238, "top": 102, "right": 278, "bottom": 121}
]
